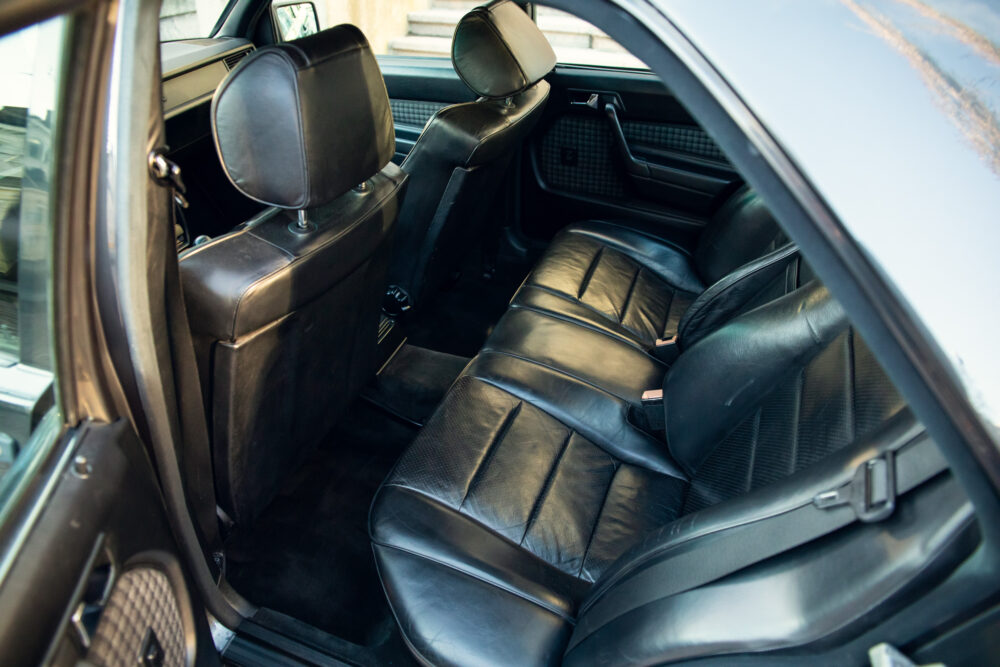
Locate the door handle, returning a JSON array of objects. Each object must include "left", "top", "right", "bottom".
[
  {"left": 603, "top": 102, "right": 651, "bottom": 178},
  {"left": 570, "top": 92, "right": 601, "bottom": 109}
]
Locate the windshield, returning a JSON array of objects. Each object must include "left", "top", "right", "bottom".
[{"left": 160, "top": 0, "right": 229, "bottom": 41}]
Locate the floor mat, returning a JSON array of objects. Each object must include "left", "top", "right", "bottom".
[
  {"left": 406, "top": 256, "right": 529, "bottom": 358},
  {"left": 224, "top": 399, "right": 416, "bottom": 649},
  {"left": 364, "top": 344, "right": 470, "bottom": 425}
]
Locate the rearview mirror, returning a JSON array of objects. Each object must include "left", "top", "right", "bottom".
[{"left": 272, "top": 2, "right": 320, "bottom": 42}]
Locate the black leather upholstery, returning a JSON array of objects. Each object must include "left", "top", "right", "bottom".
[
  {"left": 511, "top": 187, "right": 790, "bottom": 350},
  {"left": 182, "top": 27, "right": 407, "bottom": 524},
  {"left": 484, "top": 189, "right": 798, "bottom": 403},
  {"left": 370, "top": 272, "right": 951, "bottom": 665},
  {"left": 388, "top": 1, "right": 554, "bottom": 307},
  {"left": 212, "top": 24, "right": 394, "bottom": 209},
  {"left": 451, "top": 0, "right": 556, "bottom": 99}
]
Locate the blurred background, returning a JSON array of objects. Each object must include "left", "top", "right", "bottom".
[{"left": 159, "top": 0, "right": 644, "bottom": 67}]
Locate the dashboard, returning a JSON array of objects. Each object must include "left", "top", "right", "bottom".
[
  {"left": 161, "top": 38, "right": 255, "bottom": 119},
  {"left": 161, "top": 38, "right": 264, "bottom": 249}
]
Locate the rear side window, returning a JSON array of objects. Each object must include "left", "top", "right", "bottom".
[
  {"left": 533, "top": 7, "right": 646, "bottom": 69},
  {"left": 269, "top": 1, "right": 648, "bottom": 69}
]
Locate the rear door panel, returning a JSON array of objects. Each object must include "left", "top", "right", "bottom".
[{"left": 521, "top": 65, "right": 742, "bottom": 244}]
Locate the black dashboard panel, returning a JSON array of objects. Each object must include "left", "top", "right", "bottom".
[
  {"left": 161, "top": 38, "right": 264, "bottom": 242},
  {"left": 161, "top": 37, "right": 254, "bottom": 119}
]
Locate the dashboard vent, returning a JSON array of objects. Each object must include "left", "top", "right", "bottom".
[{"left": 223, "top": 47, "right": 254, "bottom": 71}]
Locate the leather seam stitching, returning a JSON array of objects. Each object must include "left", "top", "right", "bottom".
[
  {"left": 465, "top": 364, "right": 684, "bottom": 480},
  {"left": 520, "top": 429, "right": 574, "bottom": 545},
  {"left": 458, "top": 401, "right": 523, "bottom": 511},
  {"left": 577, "top": 246, "right": 604, "bottom": 299},
  {"left": 576, "top": 465, "right": 620, "bottom": 582},
  {"left": 505, "top": 304, "right": 661, "bottom": 360},
  {"left": 658, "top": 283, "right": 676, "bottom": 340},
  {"left": 518, "top": 283, "right": 652, "bottom": 344},
  {"left": 618, "top": 266, "right": 642, "bottom": 325},
  {"left": 511, "top": 302, "right": 644, "bottom": 349},
  {"left": 379, "top": 481, "right": 595, "bottom": 588},
  {"left": 569, "top": 225, "right": 693, "bottom": 259},
  {"left": 477, "top": 348, "right": 639, "bottom": 405},
  {"left": 371, "top": 540, "right": 576, "bottom": 623}
]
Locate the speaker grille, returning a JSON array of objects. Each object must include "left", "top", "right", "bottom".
[{"left": 87, "top": 567, "right": 186, "bottom": 667}]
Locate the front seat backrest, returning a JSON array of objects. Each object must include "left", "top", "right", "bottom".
[
  {"left": 179, "top": 25, "right": 407, "bottom": 525},
  {"left": 388, "top": 0, "right": 556, "bottom": 307}
]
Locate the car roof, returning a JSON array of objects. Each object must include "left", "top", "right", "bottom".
[{"left": 657, "top": 0, "right": 1000, "bottom": 434}]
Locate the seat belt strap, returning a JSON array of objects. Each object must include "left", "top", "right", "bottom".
[
  {"left": 152, "top": 149, "right": 225, "bottom": 573},
  {"left": 570, "top": 436, "right": 948, "bottom": 650}
]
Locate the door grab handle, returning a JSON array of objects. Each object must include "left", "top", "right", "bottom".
[{"left": 604, "top": 102, "right": 651, "bottom": 178}]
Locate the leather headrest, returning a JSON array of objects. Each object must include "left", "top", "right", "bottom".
[
  {"left": 452, "top": 1, "right": 557, "bottom": 99},
  {"left": 212, "top": 25, "right": 394, "bottom": 209}
]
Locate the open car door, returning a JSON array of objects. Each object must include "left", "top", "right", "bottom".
[{"left": 0, "top": 0, "right": 221, "bottom": 664}]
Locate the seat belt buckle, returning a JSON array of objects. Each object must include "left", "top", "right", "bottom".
[
  {"left": 814, "top": 451, "right": 896, "bottom": 522},
  {"left": 651, "top": 336, "right": 679, "bottom": 364},
  {"left": 640, "top": 388, "right": 666, "bottom": 433}
]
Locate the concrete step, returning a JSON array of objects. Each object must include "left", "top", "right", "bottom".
[
  {"left": 404, "top": 7, "right": 622, "bottom": 50},
  {"left": 388, "top": 34, "right": 644, "bottom": 68},
  {"left": 388, "top": 34, "right": 451, "bottom": 57},
  {"left": 405, "top": 9, "right": 463, "bottom": 38},
  {"left": 428, "top": 0, "right": 480, "bottom": 10}
]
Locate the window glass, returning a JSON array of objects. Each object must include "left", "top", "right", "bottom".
[
  {"left": 271, "top": 2, "right": 647, "bottom": 67},
  {"left": 0, "top": 16, "right": 64, "bottom": 481},
  {"left": 160, "top": 0, "right": 230, "bottom": 41},
  {"left": 535, "top": 7, "right": 646, "bottom": 69},
  {"left": 280, "top": 0, "right": 438, "bottom": 55}
]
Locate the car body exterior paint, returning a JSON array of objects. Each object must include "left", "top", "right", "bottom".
[{"left": 648, "top": 0, "right": 1000, "bottom": 439}]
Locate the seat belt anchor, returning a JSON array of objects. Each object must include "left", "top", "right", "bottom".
[{"left": 813, "top": 450, "right": 896, "bottom": 522}]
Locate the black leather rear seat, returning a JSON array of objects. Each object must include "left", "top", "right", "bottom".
[
  {"left": 369, "top": 193, "right": 966, "bottom": 665},
  {"left": 511, "top": 187, "right": 792, "bottom": 351},
  {"left": 483, "top": 188, "right": 801, "bottom": 406}
]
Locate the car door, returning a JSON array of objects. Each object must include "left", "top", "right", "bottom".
[
  {"left": 0, "top": 1, "right": 219, "bottom": 664},
  {"left": 370, "top": 4, "right": 741, "bottom": 250},
  {"left": 517, "top": 7, "right": 743, "bottom": 247}
]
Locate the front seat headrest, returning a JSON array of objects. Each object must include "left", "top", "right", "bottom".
[
  {"left": 212, "top": 25, "right": 394, "bottom": 209},
  {"left": 451, "top": 1, "right": 557, "bottom": 99}
]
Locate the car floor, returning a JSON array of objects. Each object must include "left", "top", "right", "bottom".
[
  {"left": 223, "top": 256, "right": 530, "bottom": 661},
  {"left": 405, "top": 252, "right": 531, "bottom": 358},
  {"left": 224, "top": 398, "right": 416, "bottom": 653}
]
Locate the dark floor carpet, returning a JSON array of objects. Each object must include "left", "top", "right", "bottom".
[
  {"left": 364, "top": 344, "right": 470, "bottom": 425},
  {"left": 406, "top": 256, "right": 529, "bottom": 358},
  {"left": 224, "top": 399, "right": 417, "bottom": 650}
]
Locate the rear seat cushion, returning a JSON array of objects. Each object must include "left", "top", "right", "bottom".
[
  {"left": 371, "top": 279, "right": 912, "bottom": 665},
  {"left": 512, "top": 220, "right": 701, "bottom": 349},
  {"left": 370, "top": 373, "right": 688, "bottom": 666},
  {"left": 511, "top": 186, "right": 788, "bottom": 350}
]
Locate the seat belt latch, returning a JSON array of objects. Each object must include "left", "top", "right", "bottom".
[
  {"left": 640, "top": 388, "right": 666, "bottom": 433},
  {"left": 651, "top": 335, "right": 679, "bottom": 364},
  {"left": 814, "top": 451, "right": 896, "bottom": 522}
]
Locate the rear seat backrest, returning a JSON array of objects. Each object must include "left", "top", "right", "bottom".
[{"left": 693, "top": 185, "right": 789, "bottom": 284}]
